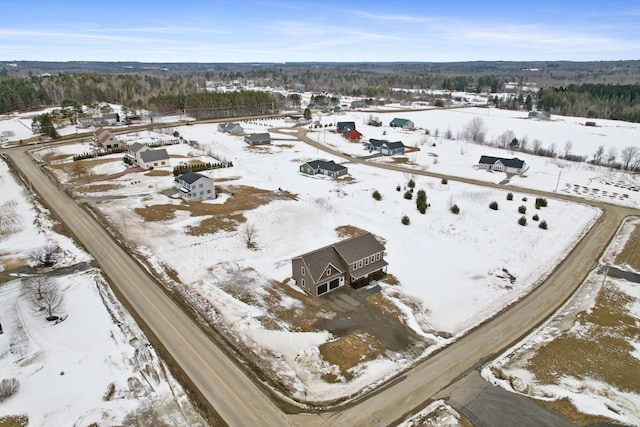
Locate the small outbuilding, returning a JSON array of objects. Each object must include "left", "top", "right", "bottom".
[{"left": 389, "top": 118, "right": 415, "bottom": 129}]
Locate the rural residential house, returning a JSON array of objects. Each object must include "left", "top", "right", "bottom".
[
  {"left": 478, "top": 156, "right": 527, "bottom": 175},
  {"left": 93, "top": 127, "right": 119, "bottom": 149},
  {"left": 389, "top": 118, "right": 415, "bottom": 129},
  {"left": 124, "top": 142, "right": 170, "bottom": 169},
  {"left": 292, "top": 232, "right": 388, "bottom": 296},
  {"left": 244, "top": 133, "right": 271, "bottom": 146},
  {"left": 300, "top": 160, "right": 349, "bottom": 178},
  {"left": 365, "top": 138, "right": 406, "bottom": 155},
  {"left": 336, "top": 121, "right": 356, "bottom": 133},
  {"left": 217, "top": 122, "right": 244, "bottom": 134},
  {"left": 175, "top": 171, "right": 216, "bottom": 201},
  {"left": 344, "top": 129, "right": 363, "bottom": 141}
]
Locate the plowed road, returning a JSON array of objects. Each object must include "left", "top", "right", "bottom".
[{"left": 5, "top": 131, "right": 636, "bottom": 426}]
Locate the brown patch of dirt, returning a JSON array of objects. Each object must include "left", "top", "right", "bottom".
[
  {"left": 42, "top": 152, "right": 72, "bottom": 162},
  {"left": 335, "top": 225, "right": 368, "bottom": 239},
  {"left": 526, "top": 282, "right": 640, "bottom": 394},
  {"left": 615, "top": 223, "right": 640, "bottom": 270},
  {"left": 133, "top": 185, "right": 297, "bottom": 234},
  {"left": 0, "top": 255, "right": 27, "bottom": 270},
  {"left": 145, "top": 170, "right": 171, "bottom": 176},
  {"left": 319, "top": 330, "right": 385, "bottom": 381},
  {"left": 215, "top": 176, "right": 241, "bottom": 183},
  {"left": 134, "top": 204, "right": 176, "bottom": 222},
  {"left": 367, "top": 293, "right": 402, "bottom": 318},
  {"left": 275, "top": 144, "right": 294, "bottom": 148},
  {"left": 539, "top": 398, "right": 619, "bottom": 426},
  {"left": 389, "top": 157, "right": 410, "bottom": 164},
  {"left": 404, "top": 146, "right": 421, "bottom": 153},
  {"left": 79, "top": 184, "right": 122, "bottom": 193},
  {"left": 379, "top": 273, "right": 400, "bottom": 286}
]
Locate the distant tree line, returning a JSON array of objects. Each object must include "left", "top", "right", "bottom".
[
  {"left": 148, "top": 91, "right": 278, "bottom": 119},
  {"left": 536, "top": 83, "right": 640, "bottom": 122}
]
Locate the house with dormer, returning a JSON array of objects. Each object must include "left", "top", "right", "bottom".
[
  {"left": 292, "top": 232, "right": 388, "bottom": 296},
  {"left": 300, "top": 160, "right": 349, "bottom": 178}
]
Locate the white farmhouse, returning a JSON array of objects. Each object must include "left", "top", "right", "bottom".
[{"left": 174, "top": 171, "right": 216, "bottom": 201}]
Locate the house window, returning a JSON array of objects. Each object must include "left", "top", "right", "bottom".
[
  {"left": 301, "top": 266, "right": 305, "bottom": 276},
  {"left": 376, "top": 253, "right": 380, "bottom": 261},
  {"left": 365, "top": 258, "right": 369, "bottom": 266},
  {"left": 301, "top": 279, "right": 305, "bottom": 287},
  {"left": 358, "top": 260, "right": 363, "bottom": 268},
  {"left": 370, "top": 255, "right": 374, "bottom": 263},
  {"left": 353, "top": 262, "right": 357, "bottom": 270},
  {"left": 207, "top": 189, "right": 211, "bottom": 194},
  {"left": 326, "top": 268, "right": 331, "bottom": 276},
  {"left": 199, "top": 183, "right": 203, "bottom": 188}
]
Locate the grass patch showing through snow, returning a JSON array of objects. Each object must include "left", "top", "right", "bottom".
[
  {"left": 0, "top": 414, "right": 29, "bottom": 427},
  {"left": 526, "top": 282, "right": 640, "bottom": 394},
  {"left": 144, "top": 170, "right": 171, "bottom": 176},
  {"left": 79, "top": 184, "right": 122, "bottom": 193},
  {"left": 319, "top": 330, "right": 386, "bottom": 382},
  {"left": 615, "top": 222, "right": 640, "bottom": 270},
  {"left": 540, "top": 398, "right": 617, "bottom": 426},
  {"left": 335, "top": 225, "right": 368, "bottom": 239},
  {"left": 133, "top": 185, "right": 297, "bottom": 235}
]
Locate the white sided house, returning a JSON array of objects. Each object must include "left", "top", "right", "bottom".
[
  {"left": 292, "top": 232, "right": 388, "bottom": 296},
  {"left": 478, "top": 155, "right": 527, "bottom": 175},
  {"left": 174, "top": 171, "right": 216, "bottom": 201},
  {"left": 124, "top": 142, "right": 170, "bottom": 169},
  {"left": 93, "top": 127, "right": 120, "bottom": 149},
  {"left": 299, "top": 160, "right": 349, "bottom": 178}
]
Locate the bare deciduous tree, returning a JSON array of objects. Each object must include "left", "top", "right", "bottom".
[
  {"left": 497, "top": 130, "right": 516, "bottom": 149},
  {"left": 620, "top": 146, "right": 640, "bottom": 170},
  {"left": 27, "top": 244, "right": 59, "bottom": 268},
  {"left": 241, "top": 223, "right": 258, "bottom": 249},
  {"left": 607, "top": 146, "right": 618, "bottom": 166},
  {"left": 462, "top": 117, "right": 487, "bottom": 144},
  {"left": 563, "top": 141, "right": 573, "bottom": 158},
  {"left": 23, "top": 276, "right": 64, "bottom": 320},
  {"left": 532, "top": 139, "right": 543, "bottom": 155},
  {"left": 548, "top": 142, "right": 557, "bottom": 158},
  {"left": 520, "top": 135, "right": 529, "bottom": 152},
  {"left": 593, "top": 145, "right": 605, "bottom": 165}
]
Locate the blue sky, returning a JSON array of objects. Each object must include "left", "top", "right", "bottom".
[{"left": 1, "top": 0, "right": 639, "bottom": 62}]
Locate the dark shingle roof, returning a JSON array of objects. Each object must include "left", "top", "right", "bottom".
[
  {"left": 333, "top": 233, "right": 385, "bottom": 264},
  {"left": 368, "top": 139, "right": 404, "bottom": 149},
  {"left": 140, "top": 149, "right": 169, "bottom": 163},
  {"left": 246, "top": 132, "right": 271, "bottom": 142},
  {"left": 337, "top": 121, "right": 356, "bottom": 132},
  {"left": 298, "top": 246, "right": 346, "bottom": 283},
  {"left": 479, "top": 155, "right": 525, "bottom": 169},
  {"left": 306, "top": 160, "right": 347, "bottom": 172},
  {"left": 128, "top": 142, "right": 146, "bottom": 153},
  {"left": 177, "top": 171, "right": 207, "bottom": 184},
  {"left": 390, "top": 118, "right": 410, "bottom": 126},
  {"left": 385, "top": 141, "right": 405, "bottom": 150}
]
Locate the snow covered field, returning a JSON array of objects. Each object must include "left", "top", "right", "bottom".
[
  {"left": 61, "top": 114, "right": 602, "bottom": 402},
  {"left": 0, "top": 160, "right": 204, "bottom": 426},
  {"left": 3, "top": 101, "right": 640, "bottom": 416}
]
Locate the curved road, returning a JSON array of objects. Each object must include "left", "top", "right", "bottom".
[{"left": 4, "top": 125, "right": 637, "bottom": 426}]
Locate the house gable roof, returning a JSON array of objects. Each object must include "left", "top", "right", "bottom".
[
  {"left": 296, "top": 247, "right": 346, "bottom": 283},
  {"left": 368, "top": 139, "right": 404, "bottom": 149},
  {"left": 390, "top": 118, "right": 410, "bottom": 126},
  {"left": 337, "top": 121, "right": 355, "bottom": 132},
  {"left": 140, "top": 149, "right": 169, "bottom": 163},
  {"left": 333, "top": 232, "right": 385, "bottom": 264},
  {"left": 479, "top": 155, "right": 525, "bottom": 169},
  {"left": 246, "top": 132, "right": 271, "bottom": 142},
  {"left": 128, "top": 142, "right": 146, "bottom": 153},
  {"left": 176, "top": 171, "right": 208, "bottom": 185},
  {"left": 385, "top": 141, "right": 405, "bottom": 150},
  {"left": 305, "top": 160, "right": 347, "bottom": 172}
]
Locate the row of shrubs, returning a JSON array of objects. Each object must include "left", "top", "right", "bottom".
[
  {"left": 172, "top": 161, "right": 233, "bottom": 176},
  {"left": 73, "top": 146, "right": 127, "bottom": 161}
]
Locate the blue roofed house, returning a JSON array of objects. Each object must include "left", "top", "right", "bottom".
[
  {"left": 174, "top": 171, "right": 216, "bottom": 201},
  {"left": 336, "top": 121, "right": 356, "bottom": 134},
  {"left": 300, "top": 160, "right": 349, "bottom": 178},
  {"left": 364, "top": 139, "right": 406, "bottom": 155},
  {"left": 389, "top": 118, "right": 415, "bottom": 129},
  {"left": 478, "top": 156, "right": 527, "bottom": 175}
]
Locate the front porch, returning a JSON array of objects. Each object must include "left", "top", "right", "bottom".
[{"left": 350, "top": 268, "right": 386, "bottom": 289}]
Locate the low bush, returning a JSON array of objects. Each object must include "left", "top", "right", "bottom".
[
  {"left": 539, "top": 220, "right": 548, "bottom": 229},
  {"left": 451, "top": 204, "right": 460, "bottom": 214},
  {"left": 489, "top": 201, "right": 499, "bottom": 210},
  {"left": 401, "top": 215, "right": 410, "bottom": 225},
  {"left": 506, "top": 192, "right": 513, "bottom": 201},
  {"left": 0, "top": 378, "right": 20, "bottom": 402},
  {"left": 372, "top": 190, "right": 382, "bottom": 201},
  {"left": 518, "top": 205, "right": 527, "bottom": 214},
  {"left": 518, "top": 216, "right": 527, "bottom": 226}
]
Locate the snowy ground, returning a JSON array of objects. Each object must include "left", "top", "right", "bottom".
[
  {"left": 482, "top": 217, "right": 640, "bottom": 426},
  {"left": 0, "top": 159, "right": 205, "bottom": 426},
  {"left": 3, "top": 102, "right": 640, "bottom": 411},
  {"left": 58, "top": 116, "right": 603, "bottom": 402}
]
